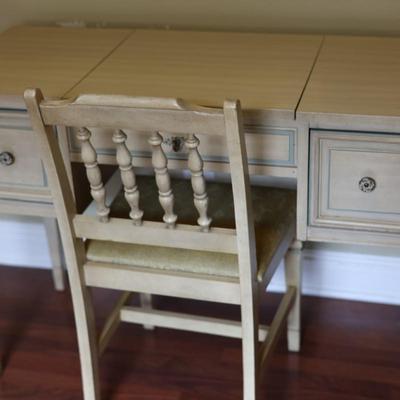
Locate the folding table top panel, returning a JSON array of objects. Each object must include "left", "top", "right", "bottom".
[
  {"left": 298, "top": 35, "right": 400, "bottom": 117},
  {"left": 0, "top": 25, "right": 132, "bottom": 108},
  {"left": 66, "top": 29, "right": 323, "bottom": 115}
]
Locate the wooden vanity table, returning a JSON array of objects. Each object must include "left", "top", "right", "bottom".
[{"left": 1, "top": 25, "right": 400, "bottom": 286}]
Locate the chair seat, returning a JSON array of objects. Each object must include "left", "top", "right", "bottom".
[{"left": 86, "top": 175, "right": 296, "bottom": 280}]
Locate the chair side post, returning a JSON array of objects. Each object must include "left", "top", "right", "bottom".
[
  {"left": 24, "top": 88, "right": 101, "bottom": 400},
  {"left": 224, "top": 100, "right": 259, "bottom": 400}
]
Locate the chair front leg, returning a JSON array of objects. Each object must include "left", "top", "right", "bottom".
[{"left": 140, "top": 293, "right": 155, "bottom": 330}]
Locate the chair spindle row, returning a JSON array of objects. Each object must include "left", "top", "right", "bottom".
[{"left": 77, "top": 128, "right": 211, "bottom": 230}]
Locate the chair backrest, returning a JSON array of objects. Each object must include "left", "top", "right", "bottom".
[{"left": 24, "top": 89, "right": 258, "bottom": 285}]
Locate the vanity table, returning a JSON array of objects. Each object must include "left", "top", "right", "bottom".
[{"left": 1, "top": 25, "right": 400, "bottom": 285}]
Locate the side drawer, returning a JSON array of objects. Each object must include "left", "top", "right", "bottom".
[
  {"left": 309, "top": 130, "right": 400, "bottom": 232},
  {"left": 68, "top": 125, "right": 296, "bottom": 170},
  {"left": 0, "top": 110, "right": 49, "bottom": 199}
]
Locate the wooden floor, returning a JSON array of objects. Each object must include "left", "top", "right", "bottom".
[{"left": 0, "top": 265, "right": 399, "bottom": 400}]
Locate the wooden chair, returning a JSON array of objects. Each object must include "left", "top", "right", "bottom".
[{"left": 24, "top": 88, "right": 302, "bottom": 400}]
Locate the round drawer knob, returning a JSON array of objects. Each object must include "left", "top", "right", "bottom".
[
  {"left": 0, "top": 151, "right": 15, "bottom": 166},
  {"left": 359, "top": 177, "right": 376, "bottom": 193}
]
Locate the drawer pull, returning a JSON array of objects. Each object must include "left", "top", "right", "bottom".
[
  {"left": 164, "top": 136, "right": 185, "bottom": 152},
  {"left": 0, "top": 151, "right": 15, "bottom": 166},
  {"left": 359, "top": 177, "right": 376, "bottom": 193}
]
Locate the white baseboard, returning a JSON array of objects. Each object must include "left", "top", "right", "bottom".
[
  {"left": 268, "top": 244, "right": 400, "bottom": 305},
  {"left": 1, "top": 216, "right": 400, "bottom": 305}
]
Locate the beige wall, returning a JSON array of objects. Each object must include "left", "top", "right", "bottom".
[{"left": 1, "top": 0, "right": 400, "bottom": 35}]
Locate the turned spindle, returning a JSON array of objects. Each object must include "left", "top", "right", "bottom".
[
  {"left": 76, "top": 127, "right": 109, "bottom": 222},
  {"left": 148, "top": 132, "right": 177, "bottom": 228},
  {"left": 185, "top": 134, "right": 211, "bottom": 231},
  {"left": 112, "top": 129, "right": 143, "bottom": 225}
]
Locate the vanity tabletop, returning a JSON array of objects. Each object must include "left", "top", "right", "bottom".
[
  {"left": 65, "top": 29, "right": 323, "bottom": 115},
  {"left": 298, "top": 35, "right": 400, "bottom": 117},
  {"left": 0, "top": 25, "right": 131, "bottom": 108}
]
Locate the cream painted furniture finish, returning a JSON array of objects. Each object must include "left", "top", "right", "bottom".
[
  {"left": 0, "top": 111, "right": 49, "bottom": 190},
  {"left": 1, "top": 24, "right": 400, "bottom": 389},
  {"left": 0, "top": 26, "right": 132, "bottom": 289},
  {"left": 309, "top": 131, "right": 400, "bottom": 232},
  {"left": 0, "top": 27, "right": 316, "bottom": 383},
  {"left": 298, "top": 35, "right": 400, "bottom": 117},
  {"left": 65, "top": 29, "right": 323, "bottom": 179},
  {"left": 0, "top": 108, "right": 65, "bottom": 289},
  {"left": 65, "top": 29, "right": 323, "bottom": 113},
  {"left": 0, "top": 25, "right": 132, "bottom": 107},
  {"left": 25, "top": 90, "right": 302, "bottom": 400},
  {"left": 68, "top": 124, "right": 298, "bottom": 178},
  {"left": 4, "top": 27, "right": 400, "bottom": 260},
  {"left": 297, "top": 35, "right": 400, "bottom": 246}
]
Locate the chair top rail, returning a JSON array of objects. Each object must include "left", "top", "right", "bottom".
[{"left": 38, "top": 94, "right": 226, "bottom": 136}]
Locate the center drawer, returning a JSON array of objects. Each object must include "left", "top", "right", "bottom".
[
  {"left": 68, "top": 125, "right": 296, "bottom": 173},
  {"left": 309, "top": 130, "right": 400, "bottom": 232}
]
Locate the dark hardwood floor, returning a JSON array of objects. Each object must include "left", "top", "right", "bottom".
[{"left": 0, "top": 265, "right": 399, "bottom": 399}]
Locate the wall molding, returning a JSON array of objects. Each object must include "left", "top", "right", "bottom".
[{"left": 1, "top": 216, "right": 400, "bottom": 305}]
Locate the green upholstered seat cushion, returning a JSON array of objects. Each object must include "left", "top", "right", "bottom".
[{"left": 86, "top": 175, "right": 296, "bottom": 279}]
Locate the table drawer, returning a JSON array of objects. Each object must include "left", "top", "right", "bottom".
[
  {"left": 68, "top": 125, "right": 296, "bottom": 169},
  {"left": 309, "top": 130, "right": 400, "bottom": 232},
  {"left": 0, "top": 111, "right": 47, "bottom": 192}
]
